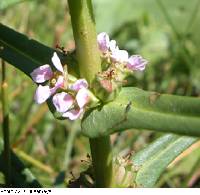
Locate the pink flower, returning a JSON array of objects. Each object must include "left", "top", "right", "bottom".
[
  {"left": 51, "top": 52, "right": 64, "bottom": 73},
  {"left": 126, "top": 55, "right": 148, "bottom": 71},
  {"left": 97, "top": 32, "right": 128, "bottom": 64},
  {"left": 97, "top": 32, "right": 110, "bottom": 53},
  {"left": 76, "top": 88, "right": 90, "bottom": 108},
  {"left": 53, "top": 82, "right": 90, "bottom": 120},
  {"left": 69, "top": 79, "right": 88, "bottom": 91},
  {"left": 97, "top": 32, "right": 121, "bottom": 56},
  {"left": 31, "top": 52, "right": 99, "bottom": 121},
  {"left": 51, "top": 78, "right": 91, "bottom": 120},
  {"left": 62, "top": 108, "right": 84, "bottom": 121},
  {"left": 30, "top": 64, "right": 53, "bottom": 83},
  {"left": 52, "top": 92, "right": 74, "bottom": 113},
  {"left": 111, "top": 49, "right": 129, "bottom": 64},
  {"left": 31, "top": 52, "right": 64, "bottom": 104},
  {"left": 63, "top": 82, "right": 91, "bottom": 120},
  {"left": 109, "top": 40, "right": 119, "bottom": 53},
  {"left": 34, "top": 85, "right": 52, "bottom": 104},
  {"left": 97, "top": 32, "right": 148, "bottom": 70}
]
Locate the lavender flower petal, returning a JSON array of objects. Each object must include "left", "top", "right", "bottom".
[{"left": 30, "top": 65, "right": 53, "bottom": 83}]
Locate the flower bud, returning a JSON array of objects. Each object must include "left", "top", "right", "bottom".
[{"left": 92, "top": 70, "right": 122, "bottom": 103}]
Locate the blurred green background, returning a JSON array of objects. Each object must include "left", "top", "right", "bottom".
[{"left": 0, "top": 0, "right": 200, "bottom": 187}]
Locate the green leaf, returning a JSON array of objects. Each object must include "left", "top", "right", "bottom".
[
  {"left": 82, "top": 87, "right": 200, "bottom": 138},
  {"left": 132, "top": 134, "right": 179, "bottom": 167},
  {"left": 132, "top": 134, "right": 198, "bottom": 187},
  {"left": 0, "top": 23, "right": 79, "bottom": 77},
  {"left": 0, "top": 139, "right": 42, "bottom": 187},
  {"left": 0, "top": 23, "right": 79, "bottom": 119}
]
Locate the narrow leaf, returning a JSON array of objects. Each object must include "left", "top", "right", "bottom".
[
  {"left": 0, "top": 23, "right": 79, "bottom": 77},
  {"left": 132, "top": 134, "right": 179, "bottom": 167},
  {"left": 132, "top": 135, "right": 198, "bottom": 187},
  {"left": 0, "top": 139, "right": 42, "bottom": 187},
  {"left": 0, "top": 23, "right": 79, "bottom": 119}
]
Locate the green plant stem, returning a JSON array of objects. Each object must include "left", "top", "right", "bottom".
[
  {"left": 68, "top": 0, "right": 101, "bottom": 84},
  {"left": 68, "top": 0, "right": 113, "bottom": 187},
  {"left": 1, "top": 59, "right": 11, "bottom": 186},
  {"left": 89, "top": 137, "right": 113, "bottom": 187}
]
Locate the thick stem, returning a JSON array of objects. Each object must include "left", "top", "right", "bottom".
[
  {"left": 89, "top": 137, "right": 113, "bottom": 187},
  {"left": 1, "top": 59, "right": 11, "bottom": 186},
  {"left": 68, "top": 0, "right": 113, "bottom": 187},
  {"left": 68, "top": 0, "right": 101, "bottom": 84}
]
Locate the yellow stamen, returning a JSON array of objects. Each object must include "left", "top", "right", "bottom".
[{"left": 51, "top": 78, "right": 57, "bottom": 86}]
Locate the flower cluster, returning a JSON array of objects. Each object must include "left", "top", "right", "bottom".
[
  {"left": 93, "top": 32, "right": 148, "bottom": 102},
  {"left": 30, "top": 52, "right": 97, "bottom": 120},
  {"left": 97, "top": 32, "right": 148, "bottom": 72},
  {"left": 31, "top": 32, "right": 148, "bottom": 120}
]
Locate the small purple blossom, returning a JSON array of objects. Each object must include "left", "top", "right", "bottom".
[
  {"left": 30, "top": 64, "right": 53, "bottom": 83},
  {"left": 126, "top": 55, "right": 148, "bottom": 71},
  {"left": 52, "top": 82, "right": 91, "bottom": 120},
  {"left": 69, "top": 79, "right": 88, "bottom": 91},
  {"left": 76, "top": 88, "right": 90, "bottom": 108},
  {"left": 62, "top": 108, "right": 83, "bottom": 121},
  {"left": 52, "top": 92, "right": 74, "bottom": 113},
  {"left": 31, "top": 31, "right": 149, "bottom": 120},
  {"left": 97, "top": 32, "right": 148, "bottom": 72},
  {"left": 111, "top": 49, "right": 129, "bottom": 64},
  {"left": 96, "top": 32, "right": 148, "bottom": 102},
  {"left": 109, "top": 40, "right": 118, "bottom": 53},
  {"left": 31, "top": 52, "right": 64, "bottom": 104},
  {"left": 34, "top": 85, "right": 52, "bottom": 104},
  {"left": 31, "top": 52, "right": 98, "bottom": 121},
  {"left": 97, "top": 32, "right": 110, "bottom": 53},
  {"left": 51, "top": 52, "right": 64, "bottom": 73}
]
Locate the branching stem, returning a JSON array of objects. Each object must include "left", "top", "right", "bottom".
[{"left": 68, "top": 0, "right": 113, "bottom": 187}]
